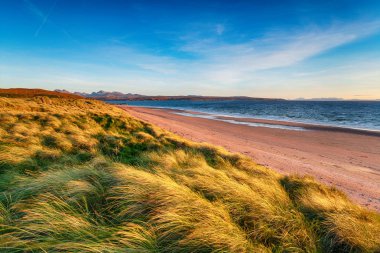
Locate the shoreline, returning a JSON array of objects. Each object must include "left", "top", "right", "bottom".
[
  {"left": 120, "top": 105, "right": 380, "bottom": 211},
  {"left": 170, "top": 108, "right": 380, "bottom": 136},
  {"left": 119, "top": 105, "right": 380, "bottom": 136}
]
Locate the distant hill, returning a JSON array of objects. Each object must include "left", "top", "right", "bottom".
[
  {"left": 65, "top": 90, "right": 146, "bottom": 100},
  {"left": 0, "top": 88, "right": 83, "bottom": 99},
  {"left": 295, "top": 97, "right": 380, "bottom": 102},
  {"left": 57, "top": 90, "right": 284, "bottom": 101},
  {"left": 122, "top": 95, "right": 284, "bottom": 101},
  {"left": 295, "top": 97, "right": 345, "bottom": 101}
]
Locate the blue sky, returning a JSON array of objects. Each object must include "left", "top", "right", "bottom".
[{"left": 1, "top": 0, "right": 380, "bottom": 99}]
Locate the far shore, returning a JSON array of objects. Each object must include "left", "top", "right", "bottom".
[{"left": 119, "top": 105, "right": 380, "bottom": 211}]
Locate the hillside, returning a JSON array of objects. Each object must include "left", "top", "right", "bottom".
[
  {"left": 0, "top": 88, "right": 83, "bottom": 99},
  {"left": 0, "top": 95, "right": 379, "bottom": 252},
  {"left": 56, "top": 89, "right": 284, "bottom": 101}
]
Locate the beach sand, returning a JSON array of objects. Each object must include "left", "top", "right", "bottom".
[{"left": 120, "top": 106, "right": 380, "bottom": 211}]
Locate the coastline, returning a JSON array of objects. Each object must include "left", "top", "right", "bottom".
[
  {"left": 120, "top": 105, "right": 380, "bottom": 211},
  {"left": 110, "top": 100, "right": 380, "bottom": 134},
  {"left": 168, "top": 108, "right": 380, "bottom": 136}
]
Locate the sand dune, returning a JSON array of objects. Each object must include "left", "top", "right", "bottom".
[{"left": 121, "top": 106, "right": 380, "bottom": 211}]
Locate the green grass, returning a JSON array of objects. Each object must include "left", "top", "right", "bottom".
[{"left": 0, "top": 96, "right": 379, "bottom": 252}]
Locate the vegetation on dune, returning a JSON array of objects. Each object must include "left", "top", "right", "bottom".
[
  {"left": 0, "top": 96, "right": 379, "bottom": 252},
  {"left": 0, "top": 88, "right": 83, "bottom": 99}
]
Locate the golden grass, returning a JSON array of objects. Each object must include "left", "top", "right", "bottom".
[{"left": 0, "top": 97, "right": 379, "bottom": 252}]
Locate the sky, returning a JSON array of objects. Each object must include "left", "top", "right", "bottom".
[{"left": 1, "top": 0, "right": 380, "bottom": 99}]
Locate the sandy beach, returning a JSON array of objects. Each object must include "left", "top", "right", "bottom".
[{"left": 120, "top": 105, "right": 380, "bottom": 211}]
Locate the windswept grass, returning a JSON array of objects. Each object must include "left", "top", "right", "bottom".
[{"left": 0, "top": 96, "right": 379, "bottom": 252}]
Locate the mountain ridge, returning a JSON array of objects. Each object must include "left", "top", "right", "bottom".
[{"left": 55, "top": 89, "right": 285, "bottom": 101}]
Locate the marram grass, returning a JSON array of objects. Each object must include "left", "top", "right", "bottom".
[{"left": 0, "top": 97, "right": 379, "bottom": 252}]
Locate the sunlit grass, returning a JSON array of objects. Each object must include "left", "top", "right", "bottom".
[{"left": 0, "top": 96, "right": 379, "bottom": 252}]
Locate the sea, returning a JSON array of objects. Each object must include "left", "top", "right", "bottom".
[{"left": 109, "top": 100, "right": 380, "bottom": 132}]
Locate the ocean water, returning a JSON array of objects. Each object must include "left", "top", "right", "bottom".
[{"left": 109, "top": 100, "right": 380, "bottom": 131}]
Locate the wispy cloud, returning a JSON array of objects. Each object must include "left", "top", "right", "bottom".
[
  {"left": 23, "top": 0, "right": 45, "bottom": 19},
  {"left": 23, "top": 0, "right": 78, "bottom": 42},
  {"left": 183, "top": 20, "right": 380, "bottom": 68},
  {"left": 96, "top": 46, "right": 183, "bottom": 75},
  {"left": 171, "top": 20, "right": 380, "bottom": 85},
  {"left": 34, "top": 0, "right": 58, "bottom": 37},
  {"left": 215, "top": 24, "right": 225, "bottom": 35},
  {"left": 24, "top": 0, "right": 58, "bottom": 36}
]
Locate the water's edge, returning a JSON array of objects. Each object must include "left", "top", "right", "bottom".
[{"left": 109, "top": 100, "right": 380, "bottom": 133}]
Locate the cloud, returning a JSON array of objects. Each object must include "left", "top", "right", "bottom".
[
  {"left": 215, "top": 24, "right": 225, "bottom": 35},
  {"left": 23, "top": 0, "right": 58, "bottom": 36},
  {"left": 23, "top": 0, "right": 78, "bottom": 42},
  {"left": 95, "top": 46, "right": 184, "bottom": 75},
  {"left": 184, "top": 20, "right": 380, "bottom": 67},
  {"left": 137, "top": 20, "right": 380, "bottom": 96},
  {"left": 174, "top": 20, "right": 380, "bottom": 85},
  {"left": 2, "top": 19, "right": 380, "bottom": 98},
  {"left": 23, "top": 0, "right": 45, "bottom": 19},
  {"left": 34, "top": 0, "right": 58, "bottom": 37}
]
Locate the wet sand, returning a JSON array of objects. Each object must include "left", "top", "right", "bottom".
[{"left": 120, "top": 106, "right": 380, "bottom": 211}]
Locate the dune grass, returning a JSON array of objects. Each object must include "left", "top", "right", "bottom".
[{"left": 0, "top": 96, "right": 379, "bottom": 252}]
